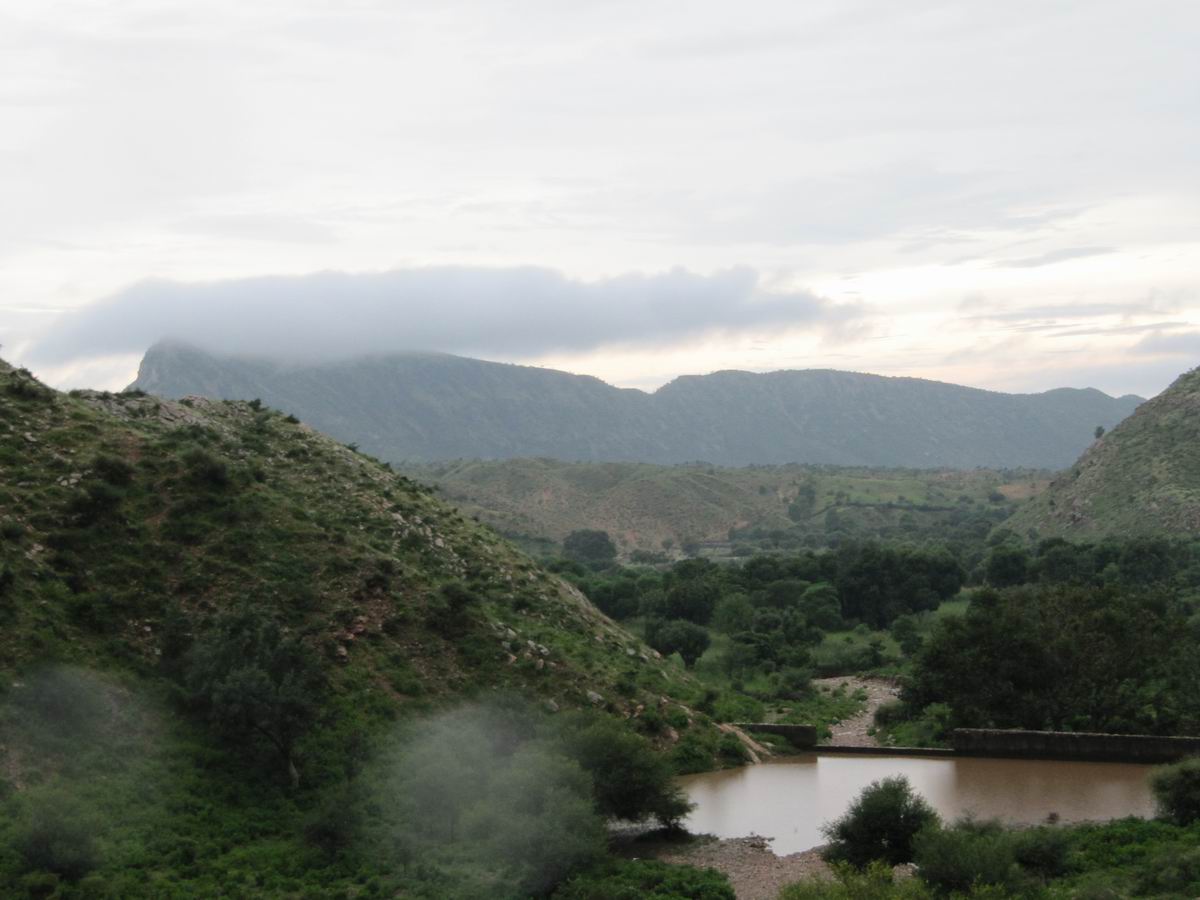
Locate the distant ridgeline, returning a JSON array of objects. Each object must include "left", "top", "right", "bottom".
[{"left": 131, "top": 341, "right": 1143, "bottom": 470}]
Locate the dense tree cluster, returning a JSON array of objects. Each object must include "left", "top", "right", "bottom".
[
  {"left": 906, "top": 582, "right": 1200, "bottom": 735},
  {"left": 568, "top": 543, "right": 964, "bottom": 680}
]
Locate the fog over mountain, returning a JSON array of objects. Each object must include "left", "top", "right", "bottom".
[
  {"left": 26, "top": 266, "right": 856, "bottom": 366},
  {"left": 131, "top": 341, "right": 1143, "bottom": 470}
]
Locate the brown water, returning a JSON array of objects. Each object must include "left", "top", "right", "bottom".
[{"left": 680, "top": 754, "right": 1155, "bottom": 854}]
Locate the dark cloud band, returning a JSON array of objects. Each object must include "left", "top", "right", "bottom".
[{"left": 28, "top": 266, "right": 860, "bottom": 364}]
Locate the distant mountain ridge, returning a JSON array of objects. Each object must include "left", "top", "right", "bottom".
[
  {"left": 1007, "top": 365, "right": 1200, "bottom": 539},
  {"left": 130, "top": 341, "right": 1144, "bottom": 470}
]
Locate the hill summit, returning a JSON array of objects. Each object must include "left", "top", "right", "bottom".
[
  {"left": 130, "top": 342, "right": 1143, "bottom": 470},
  {"left": 1007, "top": 365, "right": 1200, "bottom": 540}
]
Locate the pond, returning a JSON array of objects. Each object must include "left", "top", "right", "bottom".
[{"left": 680, "top": 753, "right": 1156, "bottom": 854}]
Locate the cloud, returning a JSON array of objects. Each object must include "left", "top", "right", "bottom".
[
  {"left": 27, "top": 265, "right": 861, "bottom": 365},
  {"left": 991, "top": 246, "right": 1114, "bottom": 268},
  {"left": 664, "top": 164, "right": 1085, "bottom": 248},
  {"left": 963, "top": 302, "right": 1174, "bottom": 323},
  {"left": 1050, "top": 321, "right": 1192, "bottom": 339},
  {"left": 169, "top": 214, "right": 340, "bottom": 245},
  {"left": 1132, "top": 329, "right": 1200, "bottom": 357}
]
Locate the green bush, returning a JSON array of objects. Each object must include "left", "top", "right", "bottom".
[
  {"left": 182, "top": 447, "right": 231, "bottom": 488},
  {"left": 15, "top": 793, "right": 100, "bottom": 881},
  {"left": 779, "top": 862, "right": 933, "bottom": 899},
  {"left": 302, "top": 790, "right": 361, "bottom": 858},
  {"left": 69, "top": 481, "right": 124, "bottom": 523},
  {"left": 671, "top": 731, "right": 718, "bottom": 775},
  {"left": 92, "top": 453, "right": 135, "bottom": 486},
  {"left": 1135, "top": 844, "right": 1200, "bottom": 895},
  {"left": 553, "top": 858, "right": 734, "bottom": 899},
  {"left": 873, "top": 700, "right": 907, "bottom": 728},
  {"left": 1150, "top": 757, "right": 1200, "bottom": 825},
  {"left": 912, "top": 820, "right": 1025, "bottom": 894},
  {"left": 1011, "top": 825, "right": 1070, "bottom": 878},
  {"left": 821, "top": 776, "right": 939, "bottom": 867}
]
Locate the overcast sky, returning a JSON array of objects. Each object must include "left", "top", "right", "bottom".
[{"left": 3, "top": 0, "right": 1198, "bottom": 397}]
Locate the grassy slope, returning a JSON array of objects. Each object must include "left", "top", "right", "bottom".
[
  {"left": 0, "top": 360, "right": 722, "bottom": 894},
  {"left": 407, "top": 458, "right": 1047, "bottom": 553},
  {"left": 1008, "top": 366, "right": 1200, "bottom": 541}
]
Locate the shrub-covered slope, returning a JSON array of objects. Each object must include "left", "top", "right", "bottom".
[
  {"left": 0, "top": 357, "right": 732, "bottom": 895},
  {"left": 0, "top": 357, "right": 692, "bottom": 710},
  {"left": 1007, "top": 366, "right": 1200, "bottom": 540},
  {"left": 130, "top": 341, "right": 1142, "bottom": 469}
]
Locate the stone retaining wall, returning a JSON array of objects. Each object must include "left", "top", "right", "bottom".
[
  {"left": 952, "top": 728, "right": 1200, "bottom": 763},
  {"left": 734, "top": 724, "right": 818, "bottom": 748}
]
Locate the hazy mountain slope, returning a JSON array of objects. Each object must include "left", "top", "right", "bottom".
[
  {"left": 411, "top": 458, "right": 1044, "bottom": 554},
  {"left": 1007, "top": 366, "right": 1200, "bottom": 540},
  {"left": 130, "top": 343, "right": 1143, "bottom": 470}
]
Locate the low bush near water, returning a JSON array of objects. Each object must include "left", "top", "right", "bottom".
[{"left": 822, "top": 776, "right": 939, "bottom": 867}]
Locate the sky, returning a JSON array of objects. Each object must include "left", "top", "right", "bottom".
[{"left": 3, "top": 0, "right": 1198, "bottom": 398}]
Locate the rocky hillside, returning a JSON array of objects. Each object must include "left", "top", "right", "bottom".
[
  {"left": 0, "top": 357, "right": 716, "bottom": 782},
  {"left": 130, "top": 341, "right": 1143, "bottom": 470},
  {"left": 1007, "top": 366, "right": 1200, "bottom": 540}
]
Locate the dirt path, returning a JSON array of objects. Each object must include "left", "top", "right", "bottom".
[
  {"left": 814, "top": 675, "right": 899, "bottom": 747},
  {"left": 648, "top": 836, "right": 831, "bottom": 900}
]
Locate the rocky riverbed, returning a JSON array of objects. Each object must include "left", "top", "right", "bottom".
[
  {"left": 814, "top": 675, "right": 899, "bottom": 747},
  {"left": 641, "top": 834, "right": 831, "bottom": 900}
]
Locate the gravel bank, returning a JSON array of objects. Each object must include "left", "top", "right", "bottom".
[
  {"left": 648, "top": 835, "right": 831, "bottom": 900},
  {"left": 814, "top": 675, "right": 899, "bottom": 747}
]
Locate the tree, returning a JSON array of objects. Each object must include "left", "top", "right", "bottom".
[
  {"left": 1095, "top": 425, "right": 1106, "bottom": 439},
  {"left": 563, "top": 529, "right": 617, "bottom": 565},
  {"left": 890, "top": 614, "right": 923, "bottom": 656},
  {"left": 712, "top": 592, "right": 754, "bottom": 633},
  {"left": 559, "top": 715, "right": 692, "bottom": 826},
  {"left": 645, "top": 619, "right": 711, "bottom": 668},
  {"left": 800, "top": 583, "right": 842, "bottom": 630},
  {"left": 905, "top": 584, "right": 1200, "bottom": 735},
  {"left": 664, "top": 578, "right": 720, "bottom": 625},
  {"left": 984, "top": 544, "right": 1029, "bottom": 587},
  {"left": 822, "top": 776, "right": 939, "bottom": 867},
  {"left": 185, "top": 606, "right": 323, "bottom": 786}
]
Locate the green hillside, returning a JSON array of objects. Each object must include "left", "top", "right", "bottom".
[
  {"left": 0, "top": 359, "right": 726, "bottom": 897},
  {"left": 408, "top": 458, "right": 1046, "bottom": 556},
  {"left": 1007, "top": 366, "right": 1200, "bottom": 540},
  {"left": 130, "top": 341, "right": 1142, "bottom": 470}
]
